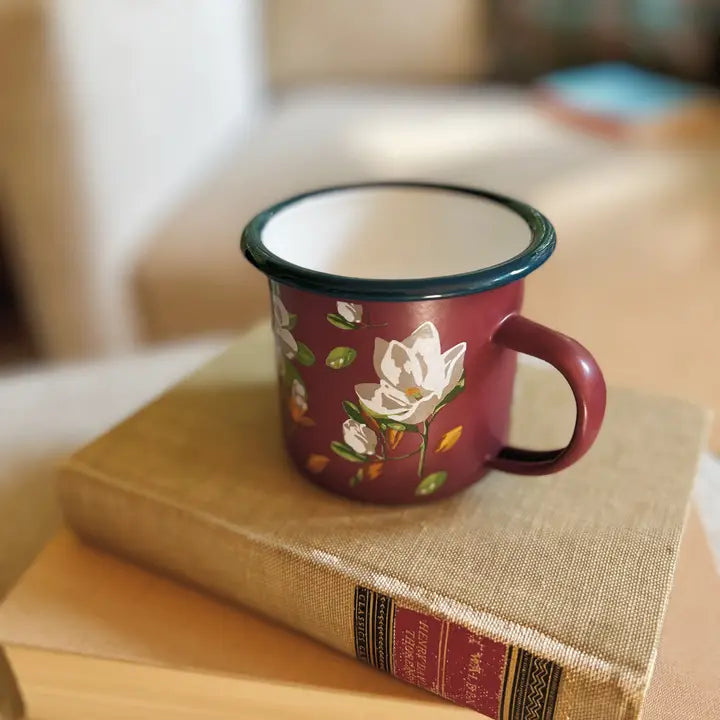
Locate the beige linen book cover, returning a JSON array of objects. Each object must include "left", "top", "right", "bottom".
[
  {"left": 0, "top": 510, "right": 717, "bottom": 720},
  {"left": 56, "top": 327, "right": 710, "bottom": 720}
]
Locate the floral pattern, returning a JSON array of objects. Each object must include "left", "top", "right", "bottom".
[
  {"left": 337, "top": 301, "right": 363, "bottom": 325},
  {"left": 272, "top": 293, "right": 297, "bottom": 360},
  {"left": 435, "top": 425, "right": 463, "bottom": 453},
  {"left": 355, "top": 322, "right": 466, "bottom": 425},
  {"left": 306, "top": 453, "right": 330, "bottom": 474},
  {"left": 326, "top": 301, "right": 387, "bottom": 331},
  {"left": 271, "top": 282, "right": 316, "bottom": 427},
  {"left": 327, "top": 320, "right": 466, "bottom": 495},
  {"left": 289, "top": 379, "right": 311, "bottom": 424},
  {"left": 343, "top": 418, "right": 377, "bottom": 455}
]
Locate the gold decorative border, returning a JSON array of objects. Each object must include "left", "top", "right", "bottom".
[
  {"left": 500, "top": 646, "right": 562, "bottom": 720},
  {"left": 353, "top": 586, "right": 395, "bottom": 674}
]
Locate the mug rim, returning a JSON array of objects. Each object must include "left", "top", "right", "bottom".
[{"left": 240, "top": 181, "right": 556, "bottom": 301}]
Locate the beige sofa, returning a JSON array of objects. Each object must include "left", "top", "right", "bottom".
[{"left": 0, "top": 0, "right": 487, "bottom": 359}]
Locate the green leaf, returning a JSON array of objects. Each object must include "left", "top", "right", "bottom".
[
  {"left": 296, "top": 342, "right": 316, "bottom": 366},
  {"left": 326, "top": 313, "right": 358, "bottom": 330},
  {"left": 434, "top": 375, "right": 465, "bottom": 414},
  {"left": 415, "top": 470, "right": 448, "bottom": 496},
  {"left": 326, "top": 346, "right": 357, "bottom": 370},
  {"left": 349, "top": 468, "right": 364, "bottom": 487},
  {"left": 287, "top": 313, "right": 298, "bottom": 331},
  {"left": 358, "top": 403, "right": 390, "bottom": 420},
  {"left": 282, "top": 357, "right": 302, "bottom": 387},
  {"left": 342, "top": 400, "right": 365, "bottom": 423},
  {"left": 330, "top": 441, "right": 366, "bottom": 463}
]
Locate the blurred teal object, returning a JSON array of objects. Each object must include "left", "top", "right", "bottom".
[
  {"left": 539, "top": 62, "right": 712, "bottom": 120},
  {"left": 526, "top": 0, "right": 702, "bottom": 33}
]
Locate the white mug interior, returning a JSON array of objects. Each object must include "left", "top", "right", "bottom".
[{"left": 261, "top": 186, "right": 533, "bottom": 280}]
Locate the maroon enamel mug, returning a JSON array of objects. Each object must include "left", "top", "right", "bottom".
[{"left": 241, "top": 182, "right": 605, "bottom": 504}]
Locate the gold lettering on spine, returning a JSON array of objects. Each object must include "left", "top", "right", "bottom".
[
  {"left": 401, "top": 629, "right": 416, "bottom": 685},
  {"left": 464, "top": 650, "right": 483, "bottom": 706},
  {"left": 353, "top": 587, "right": 369, "bottom": 663},
  {"left": 416, "top": 619, "right": 430, "bottom": 686}
]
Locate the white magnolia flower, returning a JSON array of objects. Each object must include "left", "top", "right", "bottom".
[
  {"left": 291, "top": 379, "right": 308, "bottom": 413},
  {"left": 272, "top": 293, "right": 298, "bottom": 359},
  {"left": 355, "top": 321, "right": 465, "bottom": 425},
  {"left": 337, "top": 301, "right": 363, "bottom": 324},
  {"left": 343, "top": 418, "right": 377, "bottom": 456}
]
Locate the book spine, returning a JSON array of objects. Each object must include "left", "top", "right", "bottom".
[{"left": 58, "top": 465, "right": 636, "bottom": 720}]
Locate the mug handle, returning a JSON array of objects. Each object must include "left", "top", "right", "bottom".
[{"left": 487, "top": 314, "right": 606, "bottom": 476}]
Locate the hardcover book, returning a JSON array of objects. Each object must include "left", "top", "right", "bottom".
[
  {"left": 57, "top": 326, "right": 709, "bottom": 719},
  {"left": 0, "top": 509, "right": 717, "bottom": 720}
]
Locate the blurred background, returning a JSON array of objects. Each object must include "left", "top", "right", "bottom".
[{"left": 0, "top": 0, "right": 718, "bottom": 441}]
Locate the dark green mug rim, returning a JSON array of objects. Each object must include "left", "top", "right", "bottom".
[{"left": 240, "top": 181, "right": 556, "bottom": 302}]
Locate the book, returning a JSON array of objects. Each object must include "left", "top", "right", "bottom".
[
  {"left": 56, "top": 325, "right": 710, "bottom": 719},
  {"left": 0, "top": 509, "right": 717, "bottom": 720},
  {"left": 640, "top": 509, "right": 720, "bottom": 719},
  {"left": 536, "top": 62, "right": 720, "bottom": 143}
]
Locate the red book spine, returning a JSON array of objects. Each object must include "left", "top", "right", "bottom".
[{"left": 353, "top": 586, "right": 563, "bottom": 718}]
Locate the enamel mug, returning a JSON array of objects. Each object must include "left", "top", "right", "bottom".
[{"left": 241, "top": 182, "right": 606, "bottom": 504}]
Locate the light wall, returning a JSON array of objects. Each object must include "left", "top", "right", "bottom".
[
  {"left": 266, "top": 0, "right": 486, "bottom": 87},
  {"left": 0, "top": 0, "right": 264, "bottom": 358}
]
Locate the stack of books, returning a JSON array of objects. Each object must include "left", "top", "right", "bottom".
[{"left": 1, "top": 325, "right": 717, "bottom": 719}]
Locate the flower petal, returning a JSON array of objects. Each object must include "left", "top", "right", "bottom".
[
  {"left": 406, "top": 322, "right": 446, "bottom": 393},
  {"left": 356, "top": 381, "right": 412, "bottom": 418},
  {"left": 417, "top": 350, "right": 446, "bottom": 396},
  {"left": 342, "top": 418, "right": 377, "bottom": 455},
  {"left": 355, "top": 382, "right": 383, "bottom": 413},
  {"left": 372, "top": 338, "right": 390, "bottom": 380},
  {"left": 387, "top": 427, "right": 404, "bottom": 449},
  {"left": 289, "top": 397, "right": 307, "bottom": 423},
  {"left": 291, "top": 379, "right": 307, "bottom": 412},
  {"left": 440, "top": 342, "right": 466, "bottom": 400},
  {"left": 272, "top": 294, "right": 290, "bottom": 329},
  {"left": 306, "top": 454, "right": 330, "bottom": 473},
  {"left": 379, "top": 340, "right": 424, "bottom": 390},
  {"left": 435, "top": 425, "right": 463, "bottom": 453},
  {"left": 277, "top": 328, "right": 298, "bottom": 358},
  {"left": 337, "top": 301, "right": 362, "bottom": 323},
  {"left": 404, "top": 321, "right": 442, "bottom": 361},
  {"left": 394, "top": 392, "right": 442, "bottom": 425}
]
